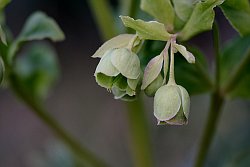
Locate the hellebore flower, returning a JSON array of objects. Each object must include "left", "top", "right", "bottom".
[
  {"left": 94, "top": 48, "right": 141, "bottom": 101},
  {"left": 154, "top": 84, "right": 190, "bottom": 125}
]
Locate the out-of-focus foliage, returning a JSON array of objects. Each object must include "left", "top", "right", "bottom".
[
  {"left": 8, "top": 11, "right": 65, "bottom": 63},
  {"left": 220, "top": 36, "right": 250, "bottom": 99},
  {"left": 220, "top": 0, "right": 250, "bottom": 36},
  {"left": 14, "top": 43, "right": 59, "bottom": 101}
]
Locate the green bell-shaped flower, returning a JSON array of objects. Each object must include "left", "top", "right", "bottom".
[
  {"left": 94, "top": 48, "right": 141, "bottom": 101},
  {"left": 154, "top": 84, "right": 190, "bottom": 125}
]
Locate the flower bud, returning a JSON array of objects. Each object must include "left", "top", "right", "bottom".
[
  {"left": 94, "top": 48, "right": 141, "bottom": 100},
  {"left": 154, "top": 84, "right": 190, "bottom": 125},
  {"left": 144, "top": 74, "right": 163, "bottom": 97}
]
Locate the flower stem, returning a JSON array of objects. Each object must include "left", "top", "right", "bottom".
[
  {"left": 194, "top": 22, "right": 224, "bottom": 167},
  {"left": 87, "top": 0, "right": 117, "bottom": 40},
  {"left": 167, "top": 40, "right": 176, "bottom": 85},
  {"left": 126, "top": 98, "right": 154, "bottom": 167},
  {"left": 9, "top": 73, "right": 109, "bottom": 167},
  {"left": 194, "top": 92, "right": 224, "bottom": 167}
]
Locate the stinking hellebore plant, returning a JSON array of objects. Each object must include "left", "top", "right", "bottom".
[{"left": 92, "top": 15, "right": 196, "bottom": 125}]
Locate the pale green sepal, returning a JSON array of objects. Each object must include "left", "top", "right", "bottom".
[
  {"left": 112, "top": 86, "right": 126, "bottom": 99},
  {"left": 113, "top": 75, "right": 127, "bottom": 91},
  {"left": 126, "top": 86, "right": 135, "bottom": 96},
  {"left": 140, "top": 0, "right": 175, "bottom": 31},
  {"left": 95, "top": 73, "right": 114, "bottom": 89},
  {"left": 141, "top": 54, "right": 163, "bottom": 89},
  {"left": 174, "top": 43, "right": 195, "bottom": 63},
  {"left": 128, "top": 77, "right": 140, "bottom": 90},
  {"left": 178, "top": 85, "right": 190, "bottom": 119},
  {"left": 0, "top": 56, "right": 4, "bottom": 85},
  {"left": 111, "top": 48, "right": 140, "bottom": 79},
  {"left": 95, "top": 49, "right": 120, "bottom": 77},
  {"left": 154, "top": 85, "right": 181, "bottom": 121},
  {"left": 121, "top": 95, "right": 137, "bottom": 101},
  {"left": 166, "top": 108, "right": 187, "bottom": 125},
  {"left": 120, "top": 16, "right": 171, "bottom": 41},
  {"left": 92, "top": 34, "right": 137, "bottom": 58},
  {"left": 144, "top": 74, "right": 163, "bottom": 97}
]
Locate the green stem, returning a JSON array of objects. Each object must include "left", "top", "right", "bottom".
[
  {"left": 194, "top": 22, "right": 224, "bottom": 167},
  {"left": 223, "top": 49, "right": 250, "bottom": 94},
  {"left": 88, "top": 0, "right": 117, "bottom": 40},
  {"left": 194, "top": 92, "right": 224, "bottom": 167},
  {"left": 213, "top": 22, "right": 220, "bottom": 89},
  {"left": 167, "top": 41, "right": 176, "bottom": 85},
  {"left": 9, "top": 74, "right": 109, "bottom": 167},
  {"left": 126, "top": 98, "right": 154, "bottom": 167}
]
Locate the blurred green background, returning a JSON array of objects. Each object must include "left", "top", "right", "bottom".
[{"left": 0, "top": 0, "right": 250, "bottom": 167}]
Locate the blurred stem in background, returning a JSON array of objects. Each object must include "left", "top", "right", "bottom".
[
  {"left": 88, "top": 0, "right": 117, "bottom": 39},
  {"left": 194, "top": 22, "right": 225, "bottom": 167},
  {"left": 8, "top": 71, "right": 108, "bottom": 167},
  {"left": 88, "top": 0, "right": 153, "bottom": 167}
]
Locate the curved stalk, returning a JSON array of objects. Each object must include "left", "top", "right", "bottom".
[
  {"left": 88, "top": 0, "right": 117, "bottom": 40},
  {"left": 9, "top": 73, "right": 109, "bottom": 167},
  {"left": 194, "top": 22, "right": 224, "bottom": 167},
  {"left": 126, "top": 98, "right": 154, "bottom": 167}
]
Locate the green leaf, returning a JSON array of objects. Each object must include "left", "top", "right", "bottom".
[
  {"left": 175, "top": 46, "right": 212, "bottom": 95},
  {"left": 120, "top": 16, "right": 171, "bottom": 41},
  {"left": 8, "top": 11, "right": 65, "bottom": 62},
  {"left": 141, "top": 54, "right": 163, "bottom": 89},
  {"left": 111, "top": 48, "right": 140, "bottom": 79},
  {"left": 220, "top": 0, "right": 250, "bottom": 36},
  {"left": 220, "top": 36, "right": 250, "bottom": 99},
  {"left": 0, "top": 56, "right": 4, "bottom": 85},
  {"left": 0, "top": 0, "right": 10, "bottom": 10},
  {"left": 179, "top": 0, "right": 224, "bottom": 41},
  {"left": 92, "top": 34, "right": 137, "bottom": 58},
  {"left": 172, "top": 0, "right": 196, "bottom": 22},
  {"left": 0, "top": 25, "right": 6, "bottom": 45},
  {"left": 14, "top": 43, "right": 59, "bottom": 100},
  {"left": 140, "top": 0, "right": 175, "bottom": 31}
]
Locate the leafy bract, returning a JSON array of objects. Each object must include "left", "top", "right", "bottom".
[
  {"left": 220, "top": 0, "right": 250, "bottom": 36},
  {"left": 220, "top": 36, "right": 250, "bottom": 99},
  {"left": 8, "top": 11, "right": 65, "bottom": 62},
  {"left": 179, "top": 0, "right": 224, "bottom": 41},
  {"left": 140, "top": 0, "right": 175, "bottom": 31},
  {"left": 120, "top": 16, "right": 171, "bottom": 41},
  {"left": 14, "top": 43, "right": 59, "bottom": 100}
]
